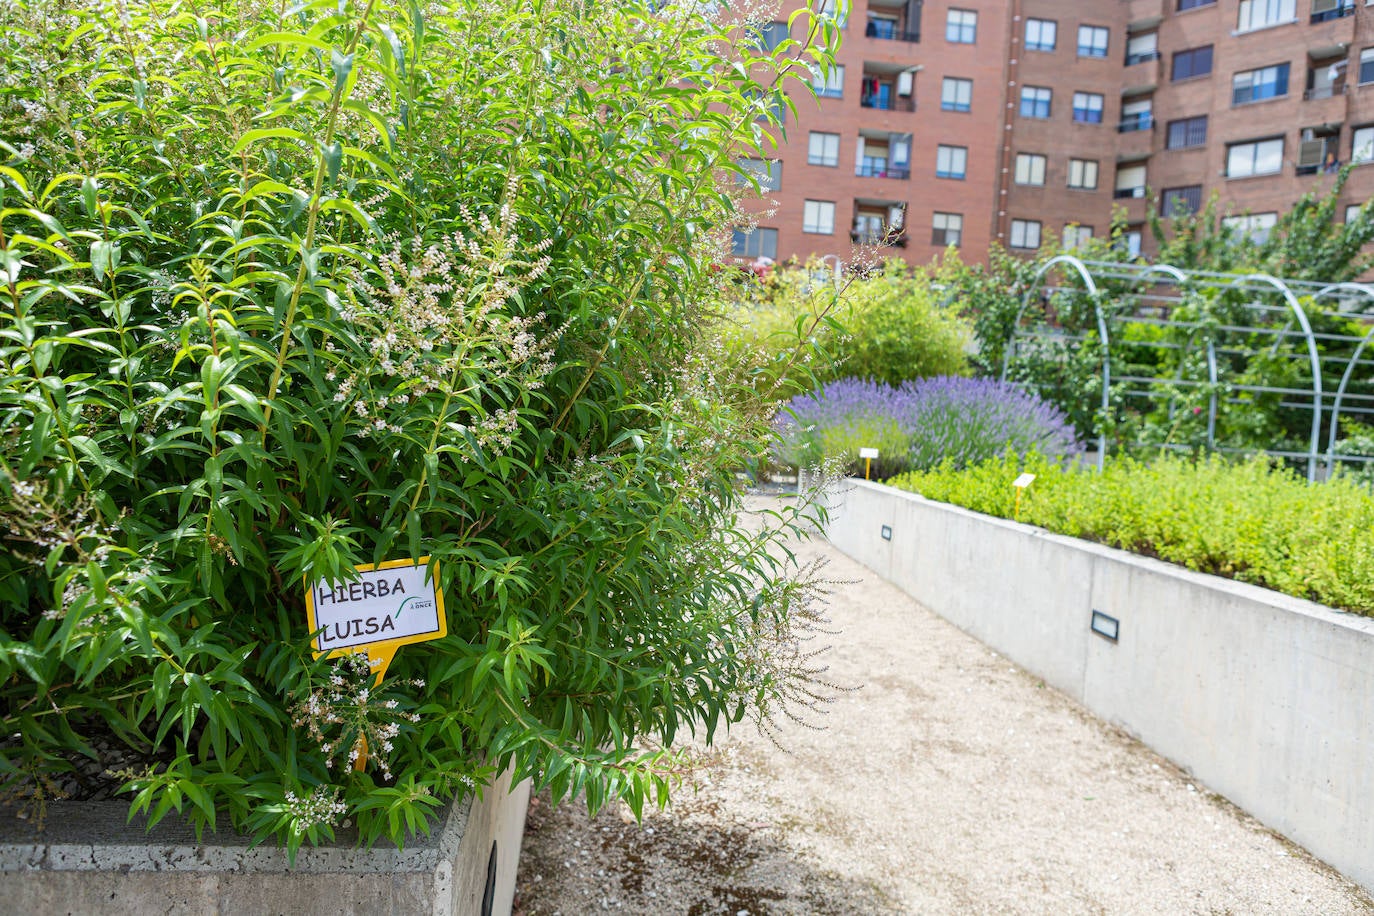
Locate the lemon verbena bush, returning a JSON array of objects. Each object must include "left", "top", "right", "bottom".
[
  {"left": 890, "top": 453, "right": 1374, "bottom": 616},
  {"left": 0, "top": 0, "right": 843, "bottom": 851}
]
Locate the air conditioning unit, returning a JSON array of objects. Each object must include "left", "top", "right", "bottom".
[{"left": 897, "top": 71, "right": 914, "bottom": 97}]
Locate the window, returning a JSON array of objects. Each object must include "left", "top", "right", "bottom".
[
  {"left": 1121, "top": 229, "right": 1143, "bottom": 259},
  {"left": 1020, "top": 86, "right": 1052, "bottom": 118},
  {"left": 1347, "top": 203, "right": 1366, "bottom": 223},
  {"left": 1172, "top": 45, "right": 1213, "bottom": 81},
  {"left": 941, "top": 77, "right": 973, "bottom": 112},
  {"left": 1026, "top": 18, "right": 1056, "bottom": 52},
  {"left": 1237, "top": 0, "right": 1295, "bottom": 31},
  {"left": 1161, "top": 186, "right": 1203, "bottom": 217},
  {"left": 1120, "top": 98, "right": 1152, "bottom": 132},
  {"left": 946, "top": 9, "right": 976, "bottom": 43},
  {"left": 736, "top": 158, "right": 782, "bottom": 191},
  {"left": 1361, "top": 48, "right": 1374, "bottom": 85},
  {"left": 1125, "top": 33, "right": 1158, "bottom": 65},
  {"left": 1009, "top": 219, "right": 1042, "bottom": 249},
  {"left": 755, "top": 22, "right": 789, "bottom": 51},
  {"left": 936, "top": 145, "right": 968, "bottom": 179},
  {"left": 1115, "top": 164, "right": 1147, "bottom": 198},
  {"left": 1227, "top": 138, "right": 1284, "bottom": 177},
  {"left": 932, "top": 212, "right": 963, "bottom": 246},
  {"left": 1353, "top": 126, "right": 1374, "bottom": 164},
  {"left": 811, "top": 64, "right": 844, "bottom": 98},
  {"left": 1063, "top": 225, "right": 1094, "bottom": 249},
  {"left": 817, "top": 0, "right": 849, "bottom": 27},
  {"left": 1311, "top": 0, "right": 1351, "bottom": 21},
  {"left": 1166, "top": 116, "right": 1208, "bottom": 149},
  {"left": 1068, "top": 159, "right": 1099, "bottom": 189},
  {"left": 808, "top": 131, "right": 840, "bottom": 167},
  {"left": 731, "top": 227, "right": 777, "bottom": 259},
  {"left": 857, "top": 137, "right": 890, "bottom": 177},
  {"left": 803, "top": 200, "right": 836, "bottom": 234},
  {"left": 1073, "top": 92, "right": 1104, "bottom": 124},
  {"left": 1078, "top": 26, "right": 1109, "bottom": 58},
  {"left": 1222, "top": 212, "right": 1278, "bottom": 244},
  {"left": 1233, "top": 63, "right": 1290, "bottom": 105},
  {"left": 1014, "top": 153, "right": 1047, "bottom": 185},
  {"left": 1178, "top": 0, "right": 1215, "bottom": 8}
]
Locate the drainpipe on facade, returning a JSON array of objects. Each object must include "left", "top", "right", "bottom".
[{"left": 995, "top": 0, "right": 1023, "bottom": 248}]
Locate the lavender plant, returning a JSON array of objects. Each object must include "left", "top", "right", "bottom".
[
  {"left": 0, "top": 0, "right": 842, "bottom": 852},
  {"left": 900, "top": 376, "right": 1080, "bottom": 471},
  {"left": 775, "top": 376, "right": 1077, "bottom": 478}
]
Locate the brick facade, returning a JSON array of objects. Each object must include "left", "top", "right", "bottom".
[{"left": 736, "top": 0, "right": 1374, "bottom": 267}]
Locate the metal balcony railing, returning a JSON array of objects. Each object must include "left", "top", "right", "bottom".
[
  {"left": 855, "top": 163, "right": 911, "bottom": 179},
  {"left": 1118, "top": 114, "right": 1153, "bottom": 133}
]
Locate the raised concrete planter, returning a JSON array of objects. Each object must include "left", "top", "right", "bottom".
[
  {"left": 822, "top": 479, "right": 1374, "bottom": 893},
  {"left": 0, "top": 766, "right": 530, "bottom": 915}
]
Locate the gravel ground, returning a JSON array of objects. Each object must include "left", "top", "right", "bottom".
[{"left": 513, "top": 500, "right": 1374, "bottom": 915}]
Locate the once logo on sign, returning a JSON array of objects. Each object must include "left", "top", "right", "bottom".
[{"left": 306, "top": 558, "right": 445, "bottom": 654}]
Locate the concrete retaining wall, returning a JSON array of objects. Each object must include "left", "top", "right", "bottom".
[
  {"left": 823, "top": 479, "right": 1374, "bottom": 893},
  {"left": 0, "top": 766, "right": 531, "bottom": 915}
]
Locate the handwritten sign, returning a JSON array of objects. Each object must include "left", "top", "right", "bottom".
[{"left": 305, "top": 557, "right": 447, "bottom": 668}]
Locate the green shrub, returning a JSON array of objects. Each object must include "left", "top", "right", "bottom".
[
  {"left": 720, "top": 259, "right": 970, "bottom": 391},
  {"left": 890, "top": 454, "right": 1374, "bottom": 615},
  {"left": 0, "top": 0, "right": 840, "bottom": 851}
]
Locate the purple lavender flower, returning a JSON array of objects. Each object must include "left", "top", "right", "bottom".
[
  {"left": 897, "top": 376, "right": 1079, "bottom": 471},
  {"left": 774, "top": 376, "right": 1078, "bottom": 476}
]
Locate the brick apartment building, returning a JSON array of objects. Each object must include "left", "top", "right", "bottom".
[{"left": 733, "top": 0, "right": 1374, "bottom": 267}]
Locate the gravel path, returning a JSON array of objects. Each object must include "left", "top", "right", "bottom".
[{"left": 513, "top": 502, "right": 1373, "bottom": 915}]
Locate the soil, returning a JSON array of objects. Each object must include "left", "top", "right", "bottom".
[{"left": 512, "top": 498, "right": 1374, "bottom": 915}]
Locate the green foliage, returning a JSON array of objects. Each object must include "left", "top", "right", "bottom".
[
  {"left": 0, "top": 0, "right": 840, "bottom": 851},
  {"left": 890, "top": 454, "right": 1374, "bottom": 615},
  {"left": 719, "top": 259, "right": 970, "bottom": 391}
]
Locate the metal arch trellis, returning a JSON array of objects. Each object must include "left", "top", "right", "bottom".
[
  {"left": 998, "top": 259, "right": 1374, "bottom": 482},
  {"left": 1001, "top": 254, "right": 1109, "bottom": 470}
]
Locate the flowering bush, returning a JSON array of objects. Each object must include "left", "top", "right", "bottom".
[
  {"left": 0, "top": 0, "right": 841, "bottom": 851},
  {"left": 774, "top": 376, "right": 1077, "bottom": 478}
]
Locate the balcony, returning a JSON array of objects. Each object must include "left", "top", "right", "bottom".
[
  {"left": 864, "top": 18, "right": 920, "bottom": 43},
  {"left": 1304, "top": 83, "right": 1347, "bottom": 100},
  {"left": 1125, "top": 50, "right": 1160, "bottom": 66},
  {"left": 851, "top": 228, "right": 909, "bottom": 247},
  {"left": 1114, "top": 186, "right": 1147, "bottom": 200},
  {"left": 860, "top": 92, "right": 915, "bottom": 112}
]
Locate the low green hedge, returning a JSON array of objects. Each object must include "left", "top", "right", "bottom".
[{"left": 889, "top": 454, "right": 1374, "bottom": 616}]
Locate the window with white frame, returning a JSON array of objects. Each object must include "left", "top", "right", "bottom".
[
  {"left": 1122, "top": 229, "right": 1143, "bottom": 259},
  {"left": 1347, "top": 203, "right": 1366, "bottom": 223},
  {"left": 1063, "top": 225, "right": 1094, "bottom": 249},
  {"left": 936, "top": 144, "right": 968, "bottom": 179},
  {"left": 932, "top": 212, "right": 963, "bottom": 246},
  {"left": 811, "top": 64, "right": 844, "bottom": 98},
  {"left": 1078, "top": 25, "right": 1109, "bottom": 58},
  {"left": 803, "top": 200, "right": 836, "bottom": 234},
  {"left": 1353, "top": 126, "right": 1374, "bottom": 163},
  {"left": 736, "top": 158, "right": 782, "bottom": 190},
  {"left": 1361, "top": 48, "right": 1374, "bottom": 84},
  {"left": 1068, "top": 159, "right": 1099, "bottom": 189},
  {"left": 1120, "top": 97, "right": 1153, "bottom": 132},
  {"left": 1232, "top": 63, "right": 1290, "bottom": 105},
  {"left": 1073, "top": 92, "right": 1105, "bottom": 123},
  {"left": 1026, "top": 18, "right": 1056, "bottom": 52},
  {"left": 1020, "top": 86, "right": 1051, "bottom": 118},
  {"left": 941, "top": 77, "right": 973, "bottom": 111},
  {"left": 808, "top": 131, "right": 840, "bottom": 166},
  {"left": 732, "top": 227, "right": 778, "bottom": 259},
  {"left": 1009, "top": 219, "right": 1042, "bottom": 249},
  {"left": 1226, "top": 137, "right": 1284, "bottom": 177},
  {"left": 1222, "top": 212, "right": 1278, "bottom": 244},
  {"left": 946, "top": 9, "right": 976, "bottom": 43},
  {"left": 1014, "top": 153, "right": 1047, "bottom": 185},
  {"left": 1237, "top": 0, "right": 1295, "bottom": 32}
]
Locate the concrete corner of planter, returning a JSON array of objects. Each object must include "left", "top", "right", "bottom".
[{"left": 0, "top": 765, "right": 531, "bottom": 916}]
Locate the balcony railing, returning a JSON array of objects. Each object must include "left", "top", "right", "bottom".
[
  {"left": 1125, "top": 51, "right": 1160, "bottom": 66},
  {"left": 851, "top": 228, "right": 909, "bottom": 247},
  {"left": 855, "top": 163, "right": 911, "bottom": 179},
  {"left": 1118, "top": 114, "right": 1153, "bottom": 133},
  {"left": 1310, "top": 4, "right": 1354, "bottom": 23},
  {"left": 860, "top": 94, "right": 915, "bottom": 112},
  {"left": 1114, "top": 187, "right": 1147, "bottom": 200},
  {"left": 1303, "top": 84, "right": 1347, "bottom": 100},
  {"left": 865, "top": 19, "right": 920, "bottom": 42}
]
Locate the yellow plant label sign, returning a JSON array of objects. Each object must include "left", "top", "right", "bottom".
[{"left": 304, "top": 557, "right": 447, "bottom": 673}]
